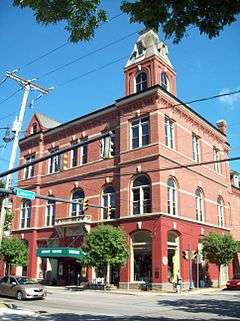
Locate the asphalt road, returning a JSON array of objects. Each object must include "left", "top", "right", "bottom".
[{"left": 1, "top": 288, "right": 240, "bottom": 321}]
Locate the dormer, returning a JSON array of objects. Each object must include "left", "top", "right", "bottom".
[
  {"left": 124, "top": 29, "right": 176, "bottom": 96},
  {"left": 25, "top": 113, "right": 61, "bottom": 137}
]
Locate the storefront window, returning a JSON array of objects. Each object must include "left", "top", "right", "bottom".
[{"left": 132, "top": 231, "right": 152, "bottom": 282}]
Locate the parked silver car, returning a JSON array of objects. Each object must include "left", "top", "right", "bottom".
[{"left": 0, "top": 276, "right": 47, "bottom": 300}]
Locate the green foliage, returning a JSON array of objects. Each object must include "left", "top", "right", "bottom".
[
  {"left": 121, "top": 0, "right": 240, "bottom": 43},
  {"left": 83, "top": 224, "right": 129, "bottom": 268},
  {"left": 202, "top": 232, "right": 238, "bottom": 267},
  {"left": 13, "top": 0, "right": 240, "bottom": 43},
  {"left": 13, "top": 0, "right": 107, "bottom": 42},
  {"left": 0, "top": 236, "right": 28, "bottom": 267},
  {"left": 4, "top": 210, "right": 14, "bottom": 232}
]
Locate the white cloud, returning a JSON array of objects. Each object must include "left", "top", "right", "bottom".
[{"left": 218, "top": 88, "right": 240, "bottom": 106}]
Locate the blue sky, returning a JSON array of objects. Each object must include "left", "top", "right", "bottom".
[{"left": 0, "top": 1, "right": 239, "bottom": 176}]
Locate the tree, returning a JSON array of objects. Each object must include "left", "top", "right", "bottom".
[
  {"left": 0, "top": 236, "right": 28, "bottom": 275},
  {"left": 202, "top": 232, "right": 238, "bottom": 287},
  {"left": 0, "top": 180, "right": 15, "bottom": 232},
  {"left": 83, "top": 224, "right": 129, "bottom": 285},
  {"left": 13, "top": 0, "right": 240, "bottom": 43}
]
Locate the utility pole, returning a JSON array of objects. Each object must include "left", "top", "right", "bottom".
[{"left": 0, "top": 71, "right": 49, "bottom": 245}]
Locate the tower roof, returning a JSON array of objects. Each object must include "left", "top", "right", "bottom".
[{"left": 125, "top": 28, "right": 173, "bottom": 68}]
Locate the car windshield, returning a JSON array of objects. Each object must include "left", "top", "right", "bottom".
[{"left": 16, "top": 277, "right": 37, "bottom": 285}]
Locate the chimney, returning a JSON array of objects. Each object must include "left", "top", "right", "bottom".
[{"left": 216, "top": 120, "right": 227, "bottom": 135}]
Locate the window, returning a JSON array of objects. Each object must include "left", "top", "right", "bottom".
[
  {"left": 101, "top": 131, "right": 116, "bottom": 159},
  {"left": 31, "top": 123, "right": 38, "bottom": 134},
  {"left": 132, "top": 231, "right": 152, "bottom": 282},
  {"left": 81, "top": 141, "right": 88, "bottom": 165},
  {"left": 165, "top": 117, "right": 175, "bottom": 149},
  {"left": 192, "top": 134, "right": 201, "bottom": 162},
  {"left": 71, "top": 141, "right": 78, "bottom": 167},
  {"left": 213, "top": 148, "right": 221, "bottom": 174},
  {"left": 21, "top": 199, "right": 31, "bottom": 229},
  {"left": 137, "top": 41, "right": 145, "bottom": 55},
  {"left": 24, "top": 154, "right": 35, "bottom": 179},
  {"left": 161, "top": 72, "right": 169, "bottom": 91},
  {"left": 132, "top": 175, "right": 151, "bottom": 215},
  {"left": 49, "top": 148, "right": 60, "bottom": 173},
  {"left": 195, "top": 189, "right": 204, "bottom": 222},
  {"left": 46, "top": 200, "right": 55, "bottom": 226},
  {"left": 136, "top": 71, "right": 148, "bottom": 93},
  {"left": 217, "top": 197, "right": 224, "bottom": 227},
  {"left": 131, "top": 117, "right": 149, "bottom": 149},
  {"left": 71, "top": 189, "right": 84, "bottom": 217},
  {"left": 167, "top": 178, "right": 177, "bottom": 215},
  {"left": 102, "top": 186, "right": 116, "bottom": 219}
]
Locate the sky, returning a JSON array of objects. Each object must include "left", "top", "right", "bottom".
[{"left": 0, "top": 1, "right": 239, "bottom": 177}]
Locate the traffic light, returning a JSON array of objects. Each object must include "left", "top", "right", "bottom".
[
  {"left": 107, "top": 204, "right": 112, "bottom": 218},
  {"left": 60, "top": 152, "right": 68, "bottom": 171},
  {"left": 83, "top": 198, "right": 89, "bottom": 211},
  {"left": 108, "top": 139, "right": 114, "bottom": 159}
]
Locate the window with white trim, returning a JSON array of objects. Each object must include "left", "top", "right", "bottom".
[
  {"left": 136, "top": 71, "right": 148, "bottom": 93},
  {"left": 195, "top": 188, "right": 204, "bottom": 222},
  {"left": 102, "top": 186, "right": 116, "bottom": 219},
  {"left": 167, "top": 178, "right": 177, "bottom": 215},
  {"left": 71, "top": 189, "right": 84, "bottom": 217},
  {"left": 24, "top": 154, "right": 35, "bottom": 179},
  {"left": 46, "top": 199, "right": 55, "bottom": 227},
  {"left": 213, "top": 148, "right": 221, "bottom": 174},
  {"left": 165, "top": 117, "right": 175, "bottom": 149},
  {"left": 81, "top": 141, "right": 88, "bottom": 165},
  {"left": 192, "top": 134, "right": 201, "bottom": 162},
  {"left": 48, "top": 148, "right": 60, "bottom": 173},
  {"left": 132, "top": 176, "right": 151, "bottom": 215},
  {"left": 217, "top": 197, "right": 224, "bottom": 227},
  {"left": 20, "top": 199, "right": 31, "bottom": 229},
  {"left": 131, "top": 117, "right": 149, "bottom": 149},
  {"left": 71, "top": 141, "right": 78, "bottom": 167}
]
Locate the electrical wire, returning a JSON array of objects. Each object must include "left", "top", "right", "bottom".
[
  {"left": 38, "top": 30, "right": 138, "bottom": 80},
  {"left": 15, "top": 12, "right": 124, "bottom": 73},
  {"left": 0, "top": 88, "right": 22, "bottom": 106},
  {"left": 174, "top": 89, "right": 240, "bottom": 106}
]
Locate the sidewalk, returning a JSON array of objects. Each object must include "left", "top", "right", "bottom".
[{"left": 45, "top": 285, "right": 224, "bottom": 296}]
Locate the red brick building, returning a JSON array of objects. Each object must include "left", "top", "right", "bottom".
[{"left": 10, "top": 29, "right": 239, "bottom": 290}]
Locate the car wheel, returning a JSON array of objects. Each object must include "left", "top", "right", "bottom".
[{"left": 16, "top": 291, "right": 24, "bottom": 300}]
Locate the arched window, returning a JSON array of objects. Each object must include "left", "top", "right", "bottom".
[
  {"left": 195, "top": 188, "right": 204, "bottom": 222},
  {"left": 136, "top": 71, "right": 148, "bottom": 93},
  {"left": 132, "top": 231, "right": 152, "bottom": 282},
  {"left": 167, "top": 178, "right": 177, "bottom": 215},
  {"left": 21, "top": 199, "right": 31, "bottom": 229},
  {"left": 46, "top": 199, "right": 55, "bottom": 226},
  {"left": 161, "top": 72, "right": 169, "bottom": 91},
  {"left": 132, "top": 175, "right": 151, "bottom": 215},
  {"left": 71, "top": 189, "right": 85, "bottom": 217},
  {"left": 102, "top": 186, "right": 116, "bottom": 219},
  {"left": 217, "top": 196, "right": 224, "bottom": 227}
]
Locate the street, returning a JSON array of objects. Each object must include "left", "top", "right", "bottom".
[{"left": 1, "top": 288, "right": 240, "bottom": 320}]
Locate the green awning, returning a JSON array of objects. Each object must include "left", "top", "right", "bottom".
[{"left": 36, "top": 247, "right": 85, "bottom": 260}]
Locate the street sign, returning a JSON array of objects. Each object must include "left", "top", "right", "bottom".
[{"left": 16, "top": 188, "right": 35, "bottom": 200}]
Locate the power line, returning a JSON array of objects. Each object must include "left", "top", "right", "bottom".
[
  {"left": 0, "top": 88, "right": 22, "bottom": 106},
  {"left": 58, "top": 55, "right": 129, "bottom": 87},
  {"left": 15, "top": 12, "right": 124, "bottom": 73},
  {"left": 174, "top": 89, "right": 240, "bottom": 106},
  {"left": 38, "top": 31, "right": 138, "bottom": 80}
]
